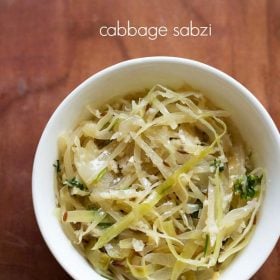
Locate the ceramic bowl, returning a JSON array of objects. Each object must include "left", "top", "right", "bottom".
[{"left": 32, "top": 57, "right": 280, "bottom": 280}]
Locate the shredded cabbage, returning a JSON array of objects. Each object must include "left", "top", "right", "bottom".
[{"left": 55, "top": 85, "right": 264, "bottom": 280}]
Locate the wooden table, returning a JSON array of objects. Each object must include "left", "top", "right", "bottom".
[{"left": 0, "top": 1, "right": 279, "bottom": 279}]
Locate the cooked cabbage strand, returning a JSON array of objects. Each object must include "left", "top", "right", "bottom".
[{"left": 55, "top": 85, "right": 264, "bottom": 280}]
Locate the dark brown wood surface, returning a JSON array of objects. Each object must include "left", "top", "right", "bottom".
[{"left": 0, "top": 1, "right": 279, "bottom": 279}]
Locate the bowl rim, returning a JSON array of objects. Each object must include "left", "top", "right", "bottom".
[{"left": 32, "top": 56, "right": 280, "bottom": 280}]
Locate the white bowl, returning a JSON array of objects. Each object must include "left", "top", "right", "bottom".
[{"left": 32, "top": 57, "right": 280, "bottom": 280}]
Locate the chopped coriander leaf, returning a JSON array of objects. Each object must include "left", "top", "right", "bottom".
[
  {"left": 234, "top": 174, "right": 262, "bottom": 200},
  {"left": 211, "top": 159, "right": 224, "bottom": 172},
  {"left": 63, "top": 177, "right": 85, "bottom": 190},
  {"left": 247, "top": 174, "right": 263, "bottom": 187},
  {"left": 53, "top": 160, "right": 61, "bottom": 173},
  {"left": 204, "top": 234, "right": 210, "bottom": 256}
]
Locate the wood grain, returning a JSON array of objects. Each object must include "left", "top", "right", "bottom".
[{"left": 0, "top": 0, "right": 279, "bottom": 279}]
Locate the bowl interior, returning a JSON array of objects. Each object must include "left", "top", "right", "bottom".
[{"left": 33, "top": 57, "right": 280, "bottom": 280}]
